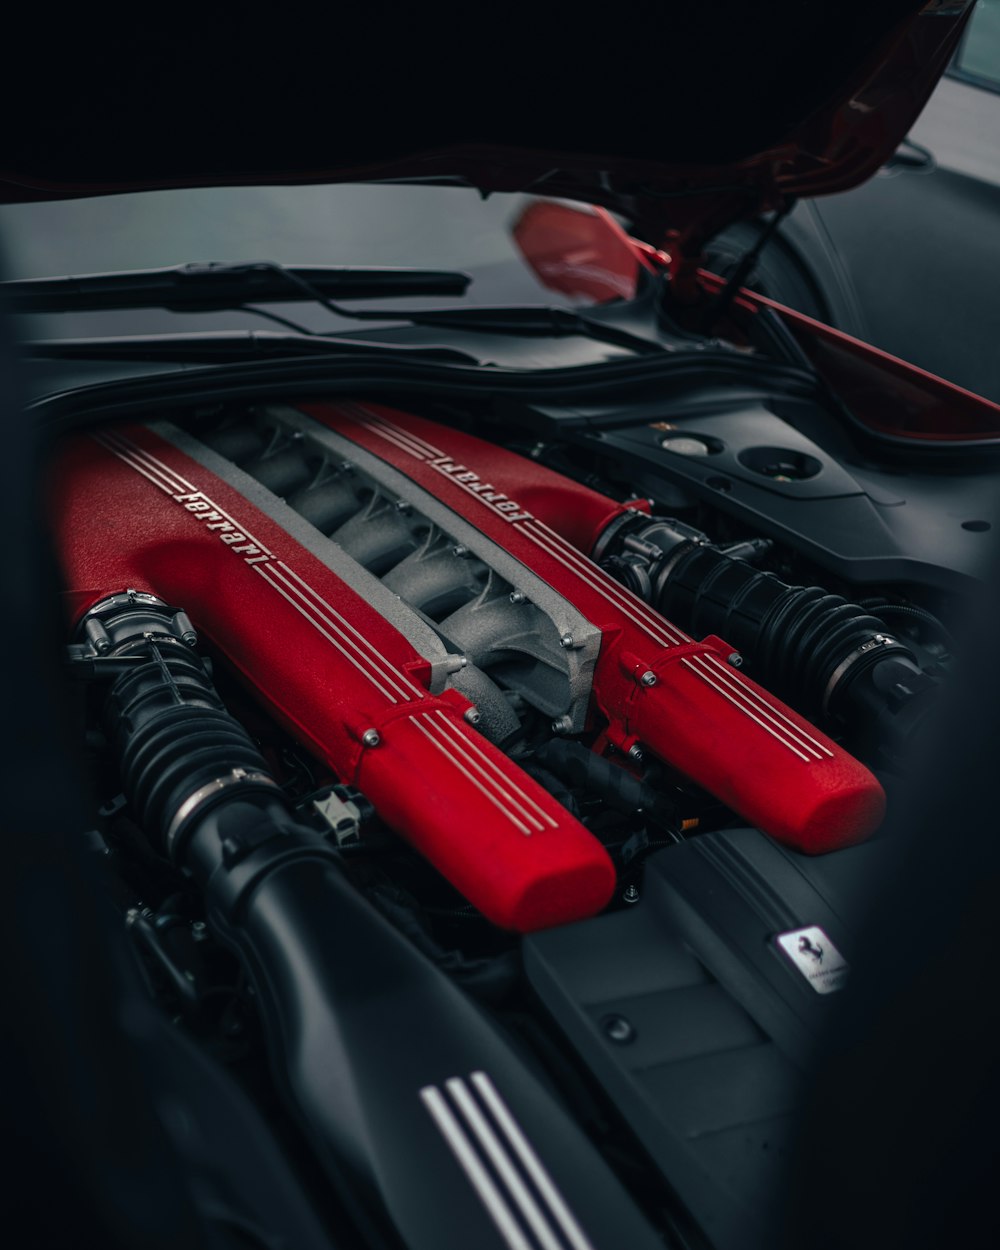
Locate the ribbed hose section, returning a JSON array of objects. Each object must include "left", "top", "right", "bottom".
[
  {"left": 754, "top": 589, "right": 891, "bottom": 715},
  {"left": 89, "top": 611, "right": 276, "bottom": 856},
  {"left": 653, "top": 545, "right": 902, "bottom": 717}
]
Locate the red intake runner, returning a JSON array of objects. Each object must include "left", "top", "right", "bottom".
[{"left": 305, "top": 402, "right": 885, "bottom": 853}]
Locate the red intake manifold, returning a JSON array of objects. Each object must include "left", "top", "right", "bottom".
[{"left": 51, "top": 403, "right": 883, "bottom": 935}]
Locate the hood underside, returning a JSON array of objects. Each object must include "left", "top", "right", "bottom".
[{"left": 0, "top": 2, "right": 971, "bottom": 248}]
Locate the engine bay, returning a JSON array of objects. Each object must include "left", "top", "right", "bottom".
[{"left": 47, "top": 387, "right": 969, "bottom": 1249}]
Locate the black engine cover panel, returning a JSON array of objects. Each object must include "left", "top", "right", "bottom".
[{"left": 524, "top": 829, "right": 889, "bottom": 1249}]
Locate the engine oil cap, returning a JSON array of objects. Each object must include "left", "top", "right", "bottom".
[{"left": 775, "top": 925, "right": 849, "bottom": 994}]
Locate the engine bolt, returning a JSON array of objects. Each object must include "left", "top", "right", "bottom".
[
  {"left": 559, "top": 633, "right": 575, "bottom": 649},
  {"left": 602, "top": 1013, "right": 636, "bottom": 1044},
  {"left": 85, "top": 618, "right": 112, "bottom": 654},
  {"left": 395, "top": 499, "right": 411, "bottom": 513},
  {"left": 339, "top": 461, "right": 354, "bottom": 474},
  {"left": 452, "top": 544, "right": 469, "bottom": 558},
  {"left": 727, "top": 652, "right": 743, "bottom": 668},
  {"left": 551, "top": 714, "right": 574, "bottom": 735},
  {"left": 509, "top": 590, "right": 527, "bottom": 604},
  {"left": 464, "top": 707, "right": 481, "bottom": 725},
  {"left": 622, "top": 883, "right": 641, "bottom": 906},
  {"left": 361, "top": 729, "right": 381, "bottom": 748},
  {"left": 628, "top": 745, "right": 644, "bottom": 763},
  {"left": 640, "top": 670, "right": 657, "bottom": 686}
]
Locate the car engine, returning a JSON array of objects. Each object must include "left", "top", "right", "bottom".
[{"left": 47, "top": 394, "right": 960, "bottom": 1249}]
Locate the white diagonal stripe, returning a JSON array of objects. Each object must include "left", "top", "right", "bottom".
[
  {"left": 516, "top": 521, "right": 681, "bottom": 648},
  {"left": 446, "top": 1077, "right": 566, "bottom": 1250},
  {"left": 93, "top": 438, "right": 180, "bottom": 496},
  {"left": 429, "top": 710, "right": 557, "bottom": 830},
  {"left": 360, "top": 421, "right": 432, "bottom": 461},
  {"left": 272, "top": 560, "right": 421, "bottom": 700},
  {"left": 410, "top": 715, "right": 532, "bottom": 834},
  {"left": 98, "top": 431, "right": 197, "bottom": 492},
  {"left": 523, "top": 519, "right": 689, "bottom": 645},
  {"left": 471, "top": 1073, "right": 596, "bottom": 1250},
  {"left": 255, "top": 565, "right": 401, "bottom": 702},
  {"left": 680, "top": 657, "right": 811, "bottom": 761},
  {"left": 420, "top": 1085, "right": 534, "bottom": 1250},
  {"left": 346, "top": 402, "right": 446, "bottom": 458},
  {"left": 701, "top": 655, "right": 834, "bottom": 757}
]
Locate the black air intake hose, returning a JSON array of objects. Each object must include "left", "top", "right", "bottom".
[
  {"left": 72, "top": 591, "right": 395, "bottom": 1241},
  {"left": 595, "top": 515, "right": 937, "bottom": 760},
  {"left": 74, "top": 590, "right": 663, "bottom": 1250}
]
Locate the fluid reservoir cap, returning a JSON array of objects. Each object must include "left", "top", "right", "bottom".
[{"left": 659, "top": 434, "right": 712, "bottom": 456}]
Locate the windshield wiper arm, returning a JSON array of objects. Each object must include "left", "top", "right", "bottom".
[
  {"left": 1, "top": 262, "right": 471, "bottom": 314},
  {"left": 8, "top": 259, "right": 727, "bottom": 364},
  {"left": 24, "top": 330, "right": 481, "bottom": 365}
]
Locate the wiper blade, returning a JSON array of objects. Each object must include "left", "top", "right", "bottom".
[
  {"left": 6, "top": 258, "right": 676, "bottom": 362},
  {"left": 24, "top": 330, "right": 481, "bottom": 365},
  {"left": 1, "top": 261, "right": 471, "bottom": 313}
]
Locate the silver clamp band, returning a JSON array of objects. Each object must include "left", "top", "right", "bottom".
[
  {"left": 164, "top": 768, "right": 280, "bottom": 856},
  {"left": 80, "top": 589, "right": 168, "bottom": 624},
  {"left": 821, "top": 633, "right": 903, "bottom": 715}
]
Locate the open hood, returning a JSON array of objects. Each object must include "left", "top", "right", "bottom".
[{"left": 0, "top": 2, "right": 972, "bottom": 255}]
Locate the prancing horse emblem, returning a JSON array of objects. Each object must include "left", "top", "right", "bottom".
[{"left": 798, "top": 935, "right": 824, "bottom": 963}]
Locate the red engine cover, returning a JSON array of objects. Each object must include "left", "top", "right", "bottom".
[
  {"left": 305, "top": 401, "right": 886, "bottom": 854},
  {"left": 50, "top": 426, "right": 617, "bottom": 932}
]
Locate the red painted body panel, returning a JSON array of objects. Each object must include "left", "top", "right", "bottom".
[
  {"left": 512, "top": 201, "right": 1000, "bottom": 441},
  {"left": 512, "top": 203, "right": 658, "bottom": 304},
  {"left": 696, "top": 269, "right": 1000, "bottom": 442},
  {"left": 309, "top": 402, "right": 886, "bottom": 853},
  {"left": 49, "top": 426, "right": 616, "bottom": 933}
]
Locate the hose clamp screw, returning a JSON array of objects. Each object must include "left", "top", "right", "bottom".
[
  {"left": 640, "top": 670, "right": 657, "bottom": 686},
  {"left": 509, "top": 590, "right": 528, "bottom": 604},
  {"left": 361, "top": 729, "right": 381, "bottom": 748},
  {"left": 452, "top": 544, "right": 469, "bottom": 558}
]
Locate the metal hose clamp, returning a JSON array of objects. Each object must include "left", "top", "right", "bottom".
[
  {"left": 821, "top": 633, "right": 904, "bottom": 715},
  {"left": 165, "top": 767, "right": 280, "bottom": 857}
]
